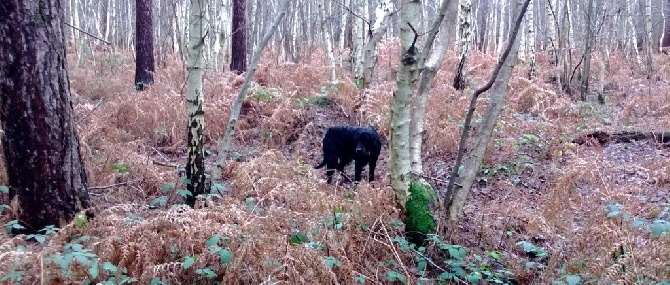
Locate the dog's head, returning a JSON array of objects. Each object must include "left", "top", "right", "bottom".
[{"left": 355, "top": 129, "right": 380, "bottom": 157}]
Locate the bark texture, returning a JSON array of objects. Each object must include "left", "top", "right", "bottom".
[
  {"left": 185, "top": 0, "right": 206, "bottom": 207},
  {"left": 390, "top": 0, "right": 421, "bottom": 208},
  {"left": 230, "top": 0, "right": 247, "bottom": 73},
  {"left": 135, "top": 0, "right": 155, "bottom": 90},
  {"left": 0, "top": 0, "right": 91, "bottom": 233}
]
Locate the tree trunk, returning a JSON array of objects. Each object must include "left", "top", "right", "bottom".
[
  {"left": 359, "top": 0, "right": 394, "bottom": 89},
  {"left": 318, "top": 0, "right": 337, "bottom": 83},
  {"left": 445, "top": 0, "right": 529, "bottom": 221},
  {"left": 185, "top": 0, "right": 207, "bottom": 207},
  {"left": 580, "top": 0, "right": 594, "bottom": 101},
  {"left": 662, "top": 0, "right": 670, "bottom": 48},
  {"left": 230, "top": 0, "right": 247, "bottom": 74},
  {"left": 627, "top": 0, "right": 643, "bottom": 69},
  {"left": 410, "top": 0, "right": 457, "bottom": 175},
  {"left": 644, "top": 0, "right": 653, "bottom": 78},
  {"left": 453, "top": 0, "right": 473, "bottom": 90},
  {"left": 135, "top": 0, "right": 155, "bottom": 90},
  {"left": 0, "top": 0, "right": 91, "bottom": 233},
  {"left": 526, "top": 0, "right": 536, "bottom": 79},
  {"left": 215, "top": 0, "right": 292, "bottom": 178},
  {"left": 390, "top": 0, "right": 421, "bottom": 208},
  {"left": 546, "top": 0, "right": 558, "bottom": 65}
]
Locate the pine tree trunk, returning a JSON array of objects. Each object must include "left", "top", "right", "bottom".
[
  {"left": 662, "top": 0, "right": 670, "bottom": 49},
  {"left": 0, "top": 0, "right": 91, "bottom": 233},
  {"left": 390, "top": 0, "right": 421, "bottom": 208},
  {"left": 230, "top": 0, "right": 247, "bottom": 74},
  {"left": 185, "top": 0, "right": 207, "bottom": 207},
  {"left": 135, "top": 0, "right": 155, "bottom": 90}
]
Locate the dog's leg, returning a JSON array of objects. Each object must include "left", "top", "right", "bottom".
[
  {"left": 368, "top": 157, "right": 378, "bottom": 182},
  {"left": 354, "top": 161, "right": 364, "bottom": 182}
]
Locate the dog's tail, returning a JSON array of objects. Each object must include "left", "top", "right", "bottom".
[{"left": 314, "top": 160, "right": 327, "bottom": 169}]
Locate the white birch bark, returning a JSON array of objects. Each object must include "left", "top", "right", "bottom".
[
  {"left": 627, "top": 0, "right": 643, "bottom": 68},
  {"left": 445, "top": 0, "right": 529, "bottom": 221},
  {"left": 453, "top": 0, "right": 473, "bottom": 90},
  {"left": 526, "top": 0, "right": 536, "bottom": 79},
  {"left": 644, "top": 0, "right": 653, "bottom": 77},
  {"left": 318, "top": 0, "right": 337, "bottom": 83},
  {"left": 215, "top": 0, "right": 292, "bottom": 178},
  {"left": 185, "top": 0, "right": 207, "bottom": 205},
  {"left": 390, "top": 0, "right": 421, "bottom": 207},
  {"left": 546, "top": 0, "right": 557, "bottom": 65},
  {"left": 352, "top": 0, "right": 369, "bottom": 81},
  {"left": 410, "top": 0, "right": 457, "bottom": 175},
  {"left": 360, "top": 0, "right": 394, "bottom": 88}
]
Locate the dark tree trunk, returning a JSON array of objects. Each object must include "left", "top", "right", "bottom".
[
  {"left": 0, "top": 0, "right": 91, "bottom": 234},
  {"left": 230, "top": 0, "right": 247, "bottom": 74},
  {"left": 135, "top": 0, "right": 155, "bottom": 90}
]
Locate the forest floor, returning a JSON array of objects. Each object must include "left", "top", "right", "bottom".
[{"left": 1, "top": 43, "right": 669, "bottom": 284}]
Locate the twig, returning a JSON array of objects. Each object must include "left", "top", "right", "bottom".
[
  {"left": 88, "top": 179, "right": 140, "bottom": 191},
  {"left": 63, "top": 22, "right": 111, "bottom": 45},
  {"left": 414, "top": 172, "right": 449, "bottom": 184},
  {"left": 151, "top": 147, "right": 171, "bottom": 164},
  {"left": 76, "top": 98, "right": 105, "bottom": 123},
  {"left": 152, "top": 160, "right": 179, "bottom": 168}
]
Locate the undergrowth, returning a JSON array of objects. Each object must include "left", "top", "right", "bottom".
[{"left": 0, "top": 44, "right": 669, "bottom": 284}]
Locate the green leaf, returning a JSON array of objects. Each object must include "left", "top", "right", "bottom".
[
  {"left": 389, "top": 220, "right": 404, "bottom": 228},
  {"left": 206, "top": 235, "right": 221, "bottom": 247},
  {"left": 88, "top": 260, "right": 99, "bottom": 279},
  {"left": 182, "top": 256, "right": 197, "bottom": 269},
  {"left": 33, "top": 235, "right": 46, "bottom": 244},
  {"left": 0, "top": 185, "right": 9, "bottom": 193},
  {"left": 176, "top": 189, "right": 193, "bottom": 198},
  {"left": 102, "top": 262, "right": 118, "bottom": 273},
  {"left": 565, "top": 275, "right": 581, "bottom": 285},
  {"left": 323, "top": 256, "right": 342, "bottom": 269},
  {"left": 150, "top": 196, "right": 168, "bottom": 208},
  {"left": 354, "top": 275, "right": 366, "bottom": 284},
  {"left": 632, "top": 218, "right": 646, "bottom": 228},
  {"left": 218, "top": 249, "right": 233, "bottom": 264},
  {"left": 289, "top": 231, "right": 308, "bottom": 244},
  {"left": 385, "top": 271, "right": 406, "bottom": 283},
  {"left": 210, "top": 183, "right": 227, "bottom": 194},
  {"left": 161, "top": 183, "right": 176, "bottom": 194},
  {"left": 651, "top": 220, "right": 669, "bottom": 237}
]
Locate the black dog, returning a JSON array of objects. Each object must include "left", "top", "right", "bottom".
[{"left": 315, "top": 126, "right": 382, "bottom": 183}]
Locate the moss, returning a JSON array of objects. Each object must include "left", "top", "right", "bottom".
[{"left": 405, "top": 181, "right": 436, "bottom": 246}]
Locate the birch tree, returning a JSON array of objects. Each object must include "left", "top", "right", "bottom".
[
  {"left": 215, "top": 0, "right": 292, "bottom": 178},
  {"left": 453, "top": 0, "right": 473, "bottom": 90},
  {"left": 135, "top": 0, "right": 155, "bottom": 90},
  {"left": 580, "top": 0, "right": 594, "bottom": 101},
  {"left": 185, "top": 0, "right": 207, "bottom": 207},
  {"left": 525, "top": 0, "right": 536, "bottom": 79},
  {"left": 644, "top": 0, "right": 653, "bottom": 78},
  {"left": 318, "top": 0, "right": 337, "bottom": 83},
  {"left": 410, "top": 0, "right": 457, "bottom": 175},
  {"left": 359, "top": 0, "right": 394, "bottom": 89},
  {"left": 445, "top": 0, "right": 530, "bottom": 221},
  {"left": 0, "top": 0, "right": 91, "bottom": 233},
  {"left": 390, "top": 0, "right": 421, "bottom": 207}
]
